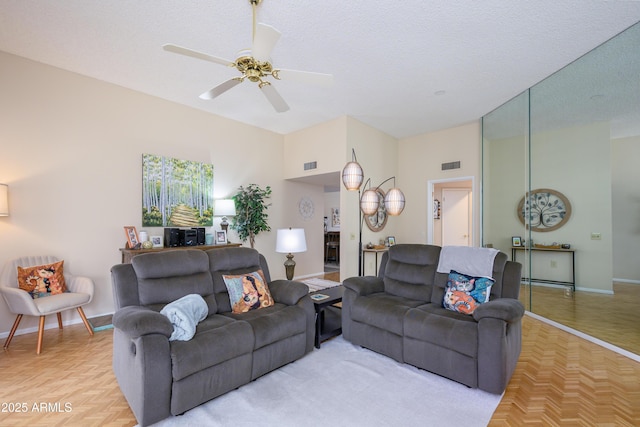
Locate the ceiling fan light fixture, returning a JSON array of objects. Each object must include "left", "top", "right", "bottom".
[{"left": 164, "top": 0, "right": 332, "bottom": 113}]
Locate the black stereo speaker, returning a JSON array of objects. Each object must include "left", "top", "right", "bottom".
[
  {"left": 192, "top": 227, "right": 206, "bottom": 245},
  {"left": 164, "top": 228, "right": 180, "bottom": 247}
]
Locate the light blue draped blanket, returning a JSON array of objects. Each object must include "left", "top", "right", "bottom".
[{"left": 160, "top": 294, "right": 208, "bottom": 341}]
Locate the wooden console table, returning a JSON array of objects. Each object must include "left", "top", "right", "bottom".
[
  {"left": 120, "top": 243, "right": 242, "bottom": 264},
  {"left": 511, "top": 246, "right": 576, "bottom": 291}
]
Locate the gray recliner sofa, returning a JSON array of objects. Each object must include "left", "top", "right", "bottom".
[
  {"left": 342, "top": 244, "right": 523, "bottom": 394},
  {"left": 111, "top": 247, "right": 314, "bottom": 426}
]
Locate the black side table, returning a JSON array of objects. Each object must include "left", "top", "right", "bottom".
[{"left": 309, "top": 285, "right": 343, "bottom": 349}]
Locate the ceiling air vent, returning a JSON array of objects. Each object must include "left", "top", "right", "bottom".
[
  {"left": 304, "top": 161, "right": 317, "bottom": 171},
  {"left": 441, "top": 161, "right": 460, "bottom": 171}
]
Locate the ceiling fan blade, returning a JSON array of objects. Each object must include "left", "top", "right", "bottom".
[
  {"left": 199, "top": 78, "right": 243, "bottom": 100},
  {"left": 163, "top": 44, "right": 234, "bottom": 67},
  {"left": 274, "top": 69, "right": 334, "bottom": 87},
  {"left": 260, "top": 83, "right": 289, "bottom": 113},
  {"left": 252, "top": 23, "right": 281, "bottom": 62}
]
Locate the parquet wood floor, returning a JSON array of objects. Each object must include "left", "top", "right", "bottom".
[
  {"left": 490, "top": 314, "right": 640, "bottom": 426},
  {"left": 520, "top": 282, "right": 640, "bottom": 356},
  {"left": 0, "top": 273, "right": 638, "bottom": 426}
]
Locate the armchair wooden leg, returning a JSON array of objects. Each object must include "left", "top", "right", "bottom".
[
  {"left": 36, "top": 316, "right": 45, "bottom": 355},
  {"left": 77, "top": 307, "right": 94, "bottom": 336},
  {"left": 4, "top": 314, "right": 23, "bottom": 350},
  {"left": 57, "top": 312, "right": 63, "bottom": 329}
]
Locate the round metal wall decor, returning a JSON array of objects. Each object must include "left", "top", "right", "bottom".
[
  {"left": 517, "top": 188, "right": 571, "bottom": 232},
  {"left": 298, "top": 196, "right": 314, "bottom": 220},
  {"left": 364, "top": 187, "right": 388, "bottom": 232}
]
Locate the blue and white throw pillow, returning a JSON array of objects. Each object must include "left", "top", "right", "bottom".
[{"left": 443, "top": 270, "right": 494, "bottom": 315}]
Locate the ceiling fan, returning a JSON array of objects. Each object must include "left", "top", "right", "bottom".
[{"left": 163, "top": 0, "right": 333, "bottom": 113}]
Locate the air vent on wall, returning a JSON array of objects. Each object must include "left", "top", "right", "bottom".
[
  {"left": 304, "top": 161, "right": 317, "bottom": 171},
  {"left": 441, "top": 161, "right": 461, "bottom": 171}
]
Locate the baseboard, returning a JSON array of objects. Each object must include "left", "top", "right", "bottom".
[
  {"left": 0, "top": 311, "right": 115, "bottom": 338},
  {"left": 525, "top": 281, "right": 614, "bottom": 295},
  {"left": 525, "top": 311, "right": 640, "bottom": 363},
  {"left": 613, "top": 278, "right": 640, "bottom": 285}
]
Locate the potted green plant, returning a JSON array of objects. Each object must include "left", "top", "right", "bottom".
[{"left": 230, "top": 184, "right": 272, "bottom": 248}]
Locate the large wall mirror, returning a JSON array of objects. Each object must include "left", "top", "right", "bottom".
[{"left": 482, "top": 22, "right": 640, "bottom": 356}]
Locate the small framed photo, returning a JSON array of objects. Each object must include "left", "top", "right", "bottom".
[
  {"left": 150, "top": 235, "right": 164, "bottom": 248},
  {"left": 215, "top": 230, "right": 228, "bottom": 245},
  {"left": 512, "top": 236, "right": 522, "bottom": 247},
  {"left": 124, "top": 226, "right": 140, "bottom": 249},
  {"left": 387, "top": 236, "right": 396, "bottom": 246}
]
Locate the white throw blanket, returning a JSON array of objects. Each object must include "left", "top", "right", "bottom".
[
  {"left": 436, "top": 246, "right": 499, "bottom": 278},
  {"left": 160, "top": 294, "right": 208, "bottom": 341}
]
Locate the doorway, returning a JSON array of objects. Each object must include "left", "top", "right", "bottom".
[{"left": 427, "top": 177, "right": 474, "bottom": 246}]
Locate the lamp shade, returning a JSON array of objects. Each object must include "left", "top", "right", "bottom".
[
  {"left": 360, "top": 189, "right": 380, "bottom": 216},
  {"left": 0, "top": 184, "right": 8, "bottom": 216},
  {"left": 342, "top": 161, "right": 364, "bottom": 191},
  {"left": 276, "top": 228, "right": 307, "bottom": 253},
  {"left": 215, "top": 199, "right": 236, "bottom": 217},
  {"left": 384, "top": 187, "right": 405, "bottom": 216}
]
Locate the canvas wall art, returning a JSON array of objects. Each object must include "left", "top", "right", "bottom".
[{"left": 142, "top": 154, "right": 214, "bottom": 227}]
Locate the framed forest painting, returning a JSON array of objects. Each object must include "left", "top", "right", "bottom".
[{"left": 142, "top": 154, "right": 214, "bottom": 227}]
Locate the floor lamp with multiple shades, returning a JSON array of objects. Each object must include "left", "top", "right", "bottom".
[{"left": 341, "top": 149, "right": 405, "bottom": 276}]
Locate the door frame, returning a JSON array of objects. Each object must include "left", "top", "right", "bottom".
[{"left": 427, "top": 176, "right": 475, "bottom": 245}]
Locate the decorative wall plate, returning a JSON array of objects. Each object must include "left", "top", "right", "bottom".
[
  {"left": 298, "top": 197, "right": 314, "bottom": 220},
  {"left": 364, "top": 188, "right": 388, "bottom": 232},
  {"left": 517, "top": 188, "right": 571, "bottom": 232}
]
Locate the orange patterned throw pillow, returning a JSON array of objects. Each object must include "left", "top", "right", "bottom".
[
  {"left": 222, "top": 270, "right": 274, "bottom": 314},
  {"left": 17, "top": 260, "right": 67, "bottom": 299}
]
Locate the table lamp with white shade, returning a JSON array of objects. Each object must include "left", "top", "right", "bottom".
[
  {"left": 215, "top": 199, "right": 236, "bottom": 233},
  {"left": 275, "top": 228, "right": 307, "bottom": 280}
]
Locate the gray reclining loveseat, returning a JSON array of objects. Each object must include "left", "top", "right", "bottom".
[
  {"left": 111, "top": 247, "right": 314, "bottom": 426},
  {"left": 342, "top": 244, "right": 523, "bottom": 394}
]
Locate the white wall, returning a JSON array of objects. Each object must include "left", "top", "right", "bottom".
[
  {"left": 531, "top": 123, "right": 613, "bottom": 293},
  {"left": 397, "top": 122, "right": 482, "bottom": 246},
  {"left": 612, "top": 135, "right": 640, "bottom": 282},
  {"left": 283, "top": 117, "right": 347, "bottom": 180},
  {"left": 0, "top": 52, "right": 293, "bottom": 336}
]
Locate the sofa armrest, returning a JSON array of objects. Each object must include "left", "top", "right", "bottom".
[
  {"left": 473, "top": 298, "right": 524, "bottom": 323},
  {"left": 343, "top": 276, "right": 385, "bottom": 296},
  {"left": 112, "top": 306, "right": 173, "bottom": 339},
  {"left": 269, "top": 280, "right": 309, "bottom": 305}
]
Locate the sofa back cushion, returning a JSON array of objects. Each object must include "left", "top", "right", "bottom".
[
  {"left": 207, "top": 247, "right": 272, "bottom": 313},
  {"left": 382, "top": 244, "right": 440, "bottom": 301},
  {"left": 131, "top": 250, "right": 216, "bottom": 313}
]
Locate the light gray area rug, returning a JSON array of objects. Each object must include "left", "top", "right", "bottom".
[{"left": 148, "top": 336, "right": 501, "bottom": 427}]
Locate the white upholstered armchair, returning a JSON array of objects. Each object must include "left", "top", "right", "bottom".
[{"left": 0, "top": 255, "right": 94, "bottom": 354}]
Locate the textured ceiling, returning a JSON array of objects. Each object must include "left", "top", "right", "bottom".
[{"left": 1, "top": 1, "right": 639, "bottom": 139}]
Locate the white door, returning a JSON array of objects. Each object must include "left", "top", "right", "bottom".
[{"left": 442, "top": 188, "right": 472, "bottom": 246}]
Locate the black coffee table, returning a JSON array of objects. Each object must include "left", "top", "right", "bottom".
[{"left": 309, "top": 285, "right": 343, "bottom": 349}]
